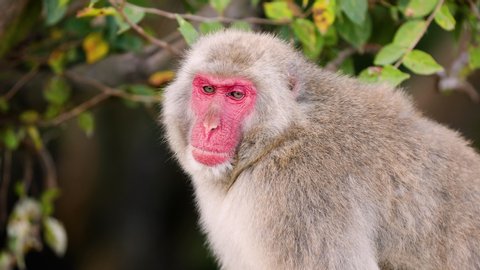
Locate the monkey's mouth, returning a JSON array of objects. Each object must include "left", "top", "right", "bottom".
[{"left": 191, "top": 147, "right": 232, "bottom": 166}]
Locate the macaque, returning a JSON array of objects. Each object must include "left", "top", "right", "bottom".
[{"left": 162, "top": 30, "right": 480, "bottom": 270}]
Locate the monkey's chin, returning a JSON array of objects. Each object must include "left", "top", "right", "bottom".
[{"left": 191, "top": 147, "right": 232, "bottom": 167}]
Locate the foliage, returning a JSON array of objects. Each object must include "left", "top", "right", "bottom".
[{"left": 0, "top": 0, "right": 479, "bottom": 268}]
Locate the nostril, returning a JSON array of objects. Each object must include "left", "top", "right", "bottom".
[{"left": 203, "top": 121, "right": 219, "bottom": 133}]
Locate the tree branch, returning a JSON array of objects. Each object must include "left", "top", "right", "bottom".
[
  {"left": 108, "top": 0, "right": 182, "bottom": 55},
  {"left": 324, "top": 44, "right": 381, "bottom": 71},
  {"left": 39, "top": 71, "right": 162, "bottom": 127},
  {"left": 3, "top": 68, "right": 38, "bottom": 101},
  {"left": 394, "top": 0, "right": 445, "bottom": 68},
  {"left": 139, "top": 6, "right": 291, "bottom": 25}
]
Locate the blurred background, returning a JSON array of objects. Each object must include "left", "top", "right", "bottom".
[{"left": 0, "top": 0, "right": 479, "bottom": 269}]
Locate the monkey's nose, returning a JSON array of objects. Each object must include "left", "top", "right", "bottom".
[{"left": 203, "top": 117, "right": 220, "bottom": 134}]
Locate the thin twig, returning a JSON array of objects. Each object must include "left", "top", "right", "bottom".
[
  {"left": 109, "top": 0, "right": 181, "bottom": 55},
  {"left": 393, "top": 0, "right": 445, "bottom": 68},
  {"left": 39, "top": 72, "right": 162, "bottom": 127},
  {"left": 325, "top": 47, "right": 356, "bottom": 71},
  {"left": 324, "top": 44, "right": 381, "bottom": 71},
  {"left": 40, "top": 91, "right": 111, "bottom": 127},
  {"left": 139, "top": 6, "right": 291, "bottom": 25},
  {"left": 65, "top": 72, "right": 163, "bottom": 104},
  {"left": 0, "top": 149, "right": 12, "bottom": 228},
  {"left": 3, "top": 68, "right": 38, "bottom": 101},
  {"left": 37, "top": 147, "right": 57, "bottom": 189}
]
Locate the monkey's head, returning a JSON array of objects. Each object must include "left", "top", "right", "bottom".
[{"left": 163, "top": 30, "right": 305, "bottom": 175}]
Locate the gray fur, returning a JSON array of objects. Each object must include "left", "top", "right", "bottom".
[{"left": 162, "top": 30, "right": 480, "bottom": 270}]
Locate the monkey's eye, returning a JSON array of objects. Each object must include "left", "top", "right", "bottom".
[
  {"left": 202, "top": 85, "right": 215, "bottom": 94},
  {"left": 227, "top": 91, "right": 245, "bottom": 100}
]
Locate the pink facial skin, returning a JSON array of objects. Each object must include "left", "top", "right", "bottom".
[{"left": 190, "top": 74, "right": 257, "bottom": 166}]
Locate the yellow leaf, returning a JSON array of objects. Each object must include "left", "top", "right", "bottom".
[
  {"left": 82, "top": 33, "right": 109, "bottom": 64},
  {"left": 312, "top": 0, "right": 336, "bottom": 35},
  {"left": 148, "top": 71, "right": 175, "bottom": 86},
  {"left": 76, "top": 7, "right": 117, "bottom": 18}
]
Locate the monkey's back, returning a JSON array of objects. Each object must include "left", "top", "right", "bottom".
[{"left": 256, "top": 70, "right": 480, "bottom": 269}]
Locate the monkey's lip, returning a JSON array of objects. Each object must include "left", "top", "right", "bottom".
[{"left": 191, "top": 147, "right": 232, "bottom": 166}]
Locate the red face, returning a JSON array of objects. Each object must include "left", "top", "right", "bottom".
[{"left": 190, "top": 74, "right": 257, "bottom": 166}]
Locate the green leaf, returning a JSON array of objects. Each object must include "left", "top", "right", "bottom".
[
  {"left": 379, "top": 65, "right": 410, "bottom": 86},
  {"left": 393, "top": 20, "right": 426, "bottom": 48},
  {"left": 43, "top": 217, "right": 67, "bottom": 256},
  {"left": 43, "top": 0, "right": 71, "bottom": 25},
  {"left": 41, "top": 188, "right": 60, "bottom": 216},
  {"left": 389, "top": 6, "right": 399, "bottom": 21},
  {"left": 251, "top": 0, "right": 260, "bottom": 7},
  {"left": 114, "top": 3, "right": 145, "bottom": 34},
  {"left": 403, "top": 50, "right": 444, "bottom": 75},
  {"left": 434, "top": 4, "right": 455, "bottom": 31},
  {"left": 339, "top": 0, "right": 367, "bottom": 25},
  {"left": 468, "top": 46, "right": 480, "bottom": 70},
  {"left": 0, "top": 97, "right": 9, "bottom": 113},
  {"left": 324, "top": 26, "right": 338, "bottom": 46},
  {"left": 113, "top": 35, "right": 143, "bottom": 53},
  {"left": 229, "top": 21, "right": 252, "bottom": 31},
  {"left": 20, "top": 110, "right": 40, "bottom": 124},
  {"left": 44, "top": 104, "right": 62, "bottom": 119},
  {"left": 77, "top": 112, "right": 95, "bottom": 137},
  {"left": 1, "top": 127, "right": 20, "bottom": 150},
  {"left": 336, "top": 13, "right": 371, "bottom": 48},
  {"left": 176, "top": 15, "right": 199, "bottom": 45},
  {"left": 264, "top": 2, "right": 293, "bottom": 20},
  {"left": 374, "top": 43, "right": 408, "bottom": 66},
  {"left": 15, "top": 182, "right": 26, "bottom": 198},
  {"left": 44, "top": 76, "right": 71, "bottom": 106},
  {"left": 47, "top": 49, "right": 66, "bottom": 74},
  {"left": 27, "top": 126, "right": 43, "bottom": 150},
  {"left": 339, "top": 57, "right": 355, "bottom": 75},
  {"left": 358, "top": 66, "right": 381, "bottom": 83},
  {"left": 303, "top": 34, "right": 324, "bottom": 60},
  {"left": 210, "top": 0, "right": 231, "bottom": 14},
  {"left": 402, "top": 0, "right": 438, "bottom": 18},
  {"left": 199, "top": 22, "right": 225, "bottom": 34},
  {"left": 292, "top": 19, "right": 317, "bottom": 48}
]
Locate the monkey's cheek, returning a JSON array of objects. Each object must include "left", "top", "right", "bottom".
[{"left": 191, "top": 148, "right": 232, "bottom": 166}]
